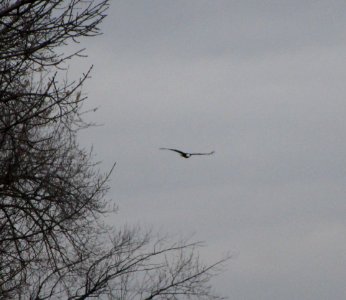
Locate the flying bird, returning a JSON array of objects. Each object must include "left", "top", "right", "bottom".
[{"left": 160, "top": 148, "right": 215, "bottom": 158}]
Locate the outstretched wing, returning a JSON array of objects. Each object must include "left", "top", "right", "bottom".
[
  {"left": 159, "top": 148, "right": 187, "bottom": 155},
  {"left": 190, "top": 151, "right": 215, "bottom": 156}
]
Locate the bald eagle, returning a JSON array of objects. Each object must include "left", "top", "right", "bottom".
[{"left": 160, "top": 148, "right": 215, "bottom": 158}]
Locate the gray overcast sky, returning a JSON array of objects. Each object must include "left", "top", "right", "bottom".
[{"left": 76, "top": 1, "right": 346, "bottom": 299}]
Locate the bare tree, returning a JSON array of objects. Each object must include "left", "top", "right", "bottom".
[{"left": 0, "top": 1, "right": 228, "bottom": 299}]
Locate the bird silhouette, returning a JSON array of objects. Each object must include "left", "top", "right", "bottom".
[{"left": 160, "top": 148, "right": 215, "bottom": 158}]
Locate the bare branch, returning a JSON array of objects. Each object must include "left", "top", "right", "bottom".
[{"left": 0, "top": 1, "right": 228, "bottom": 299}]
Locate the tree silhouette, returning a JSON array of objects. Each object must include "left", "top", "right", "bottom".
[{"left": 0, "top": 1, "right": 228, "bottom": 299}]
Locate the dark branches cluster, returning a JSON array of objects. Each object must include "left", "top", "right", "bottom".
[{"left": 0, "top": 1, "right": 227, "bottom": 299}]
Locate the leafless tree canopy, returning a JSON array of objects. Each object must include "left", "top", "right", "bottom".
[{"left": 0, "top": 1, "right": 228, "bottom": 299}]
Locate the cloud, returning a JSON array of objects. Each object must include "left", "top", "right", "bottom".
[{"left": 74, "top": 1, "right": 346, "bottom": 299}]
